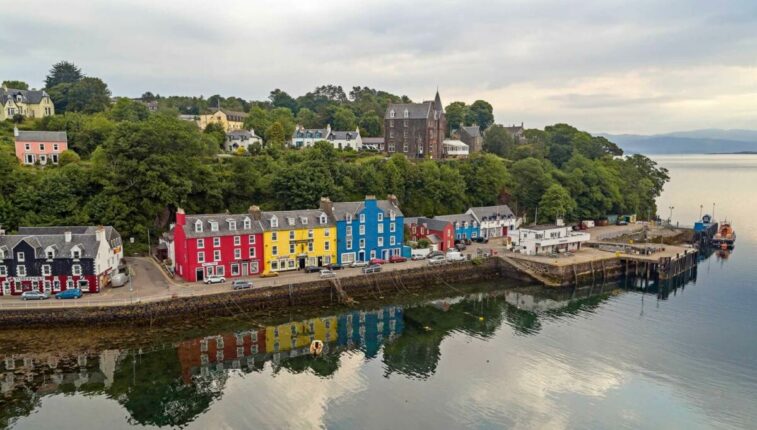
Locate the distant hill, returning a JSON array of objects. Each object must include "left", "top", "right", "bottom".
[{"left": 598, "top": 129, "right": 757, "bottom": 154}]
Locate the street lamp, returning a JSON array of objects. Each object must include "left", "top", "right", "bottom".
[
  {"left": 699, "top": 204, "right": 703, "bottom": 219},
  {"left": 668, "top": 206, "right": 674, "bottom": 224}
]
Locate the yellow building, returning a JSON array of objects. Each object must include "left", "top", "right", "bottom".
[
  {"left": 195, "top": 108, "right": 247, "bottom": 132},
  {"left": 255, "top": 208, "right": 337, "bottom": 273},
  {"left": 265, "top": 316, "right": 338, "bottom": 354},
  {"left": 1, "top": 85, "right": 55, "bottom": 121}
]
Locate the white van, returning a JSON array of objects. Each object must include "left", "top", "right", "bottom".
[
  {"left": 411, "top": 248, "right": 431, "bottom": 260},
  {"left": 445, "top": 251, "right": 466, "bottom": 262}
]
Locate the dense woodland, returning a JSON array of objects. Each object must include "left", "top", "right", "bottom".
[{"left": 0, "top": 62, "right": 669, "bottom": 246}]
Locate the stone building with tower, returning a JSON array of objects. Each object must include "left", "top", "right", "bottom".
[{"left": 383, "top": 91, "right": 447, "bottom": 159}]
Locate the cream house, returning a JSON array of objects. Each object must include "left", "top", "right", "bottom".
[
  {"left": 0, "top": 85, "right": 55, "bottom": 121},
  {"left": 196, "top": 108, "right": 247, "bottom": 132}
]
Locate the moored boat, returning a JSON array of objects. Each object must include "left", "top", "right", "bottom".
[{"left": 711, "top": 220, "right": 736, "bottom": 248}]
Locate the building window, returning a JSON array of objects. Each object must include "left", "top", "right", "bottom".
[
  {"left": 378, "top": 237, "right": 384, "bottom": 247},
  {"left": 403, "top": 143, "right": 408, "bottom": 152},
  {"left": 346, "top": 214, "right": 352, "bottom": 223},
  {"left": 359, "top": 239, "right": 365, "bottom": 249},
  {"left": 403, "top": 109, "right": 408, "bottom": 118},
  {"left": 197, "top": 251, "right": 205, "bottom": 263},
  {"left": 308, "top": 229, "right": 314, "bottom": 239},
  {"left": 234, "top": 236, "right": 241, "bottom": 246},
  {"left": 243, "top": 218, "right": 251, "bottom": 229},
  {"left": 214, "top": 250, "right": 221, "bottom": 261},
  {"left": 216, "top": 266, "right": 225, "bottom": 276},
  {"left": 231, "top": 264, "right": 240, "bottom": 276},
  {"left": 359, "top": 225, "right": 365, "bottom": 235},
  {"left": 197, "top": 239, "right": 205, "bottom": 249},
  {"left": 389, "top": 130, "right": 395, "bottom": 138},
  {"left": 72, "top": 249, "right": 81, "bottom": 259},
  {"left": 325, "top": 229, "right": 330, "bottom": 237},
  {"left": 249, "top": 247, "right": 256, "bottom": 258},
  {"left": 249, "top": 235, "right": 256, "bottom": 244},
  {"left": 325, "top": 241, "right": 330, "bottom": 251},
  {"left": 271, "top": 217, "right": 279, "bottom": 228},
  {"left": 24, "top": 143, "right": 30, "bottom": 151},
  {"left": 390, "top": 236, "right": 396, "bottom": 246},
  {"left": 346, "top": 226, "right": 352, "bottom": 236},
  {"left": 360, "top": 214, "right": 365, "bottom": 223},
  {"left": 53, "top": 280, "right": 61, "bottom": 292},
  {"left": 390, "top": 210, "right": 396, "bottom": 220},
  {"left": 195, "top": 221, "right": 203, "bottom": 232},
  {"left": 0, "top": 266, "right": 6, "bottom": 276},
  {"left": 72, "top": 265, "right": 82, "bottom": 276},
  {"left": 271, "top": 231, "right": 278, "bottom": 241},
  {"left": 272, "top": 246, "right": 278, "bottom": 256},
  {"left": 42, "top": 265, "right": 51, "bottom": 276},
  {"left": 289, "top": 243, "right": 295, "bottom": 254},
  {"left": 346, "top": 239, "right": 352, "bottom": 250},
  {"left": 378, "top": 224, "right": 384, "bottom": 234},
  {"left": 229, "top": 220, "right": 237, "bottom": 231},
  {"left": 378, "top": 213, "right": 383, "bottom": 222},
  {"left": 390, "top": 223, "right": 396, "bottom": 232},
  {"left": 213, "top": 237, "right": 221, "bottom": 247},
  {"left": 320, "top": 215, "right": 327, "bottom": 224},
  {"left": 17, "top": 266, "right": 27, "bottom": 277},
  {"left": 16, "top": 252, "right": 25, "bottom": 262},
  {"left": 389, "top": 110, "right": 395, "bottom": 118},
  {"left": 234, "top": 249, "right": 241, "bottom": 260},
  {"left": 289, "top": 231, "right": 295, "bottom": 240},
  {"left": 210, "top": 221, "right": 218, "bottom": 232}
]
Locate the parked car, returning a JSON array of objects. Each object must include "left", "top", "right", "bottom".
[
  {"left": 204, "top": 275, "right": 226, "bottom": 284},
  {"left": 304, "top": 266, "right": 321, "bottom": 273},
  {"left": 350, "top": 260, "right": 370, "bottom": 268},
  {"left": 110, "top": 272, "right": 129, "bottom": 288},
  {"left": 21, "top": 291, "right": 49, "bottom": 301},
  {"left": 232, "top": 280, "right": 252, "bottom": 290},
  {"left": 455, "top": 242, "right": 467, "bottom": 251},
  {"left": 260, "top": 272, "right": 279, "bottom": 278},
  {"left": 320, "top": 269, "right": 336, "bottom": 278},
  {"left": 411, "top": 248, "right": 431, "bottom": 260},
  {"left": 55, "top": 288, "right": 82, "bottom": 300},
  {"left": 473, "top": 237, "right": 489, "bottom": 244},
  {"left": 326, "top": 263, "right": 344, "bottom": 270},
  {"left": 428, "top": 255, "right": 446, "bottom": 265},
  {"left": 427, "top": 251, "right": 444, "bottom": 259},
  {"left": 446, "top": 251, "right": 466, "bottom": 262},
  {"left": 370, "top": 258, "right": 387, "bottom": 265},
  {"left": 389, "top": 255, "right": 407, "bottom": 263},
  {"left": 362, "top": 264, "right": 382, "bottom": 274}
]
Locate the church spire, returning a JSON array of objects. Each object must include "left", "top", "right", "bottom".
[{"left": 434, "top": 88, "right": 442, "bottom": 111}]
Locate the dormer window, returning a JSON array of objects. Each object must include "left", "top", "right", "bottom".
[
  {"left": 319, "top": 214, "right": 327, "bottom": 225},
  {"left": 378, "top": 212, "right": 383, "bottom": 222},
  {"left": 45, "top": 246, "right": 56, "bottom": 259},
  {"left": 228, "top": 220, "right": 237, "bottom": 231},
  {"left": 243, "top": 217, "right": 251, "bottom": 230},
  {"left": 71, "top": 248, "right": 81, "bottom": 259},
  {"left": 209, "top": 221, "right": 219, "bottom": 232},
  {"left": 389, "top": 210, "right": 396, "bottom": 220},
  {"left": 389, "top": 109, "right": 395, "bottom": 118},
  {"left": 271, "top": 216, "right": 279, "bottom": 228},
  {"left": 301, "top": 216, "right": 308, "bottom": 225},
  {"left": 287, "top": 217, "right": 295, "bottom": 226},
  {"left": 195, "top": 220, "right": 203, "bottom": 233},
  {"left": 360, "top": 214, "right": 365, "bottom": 223},
  {"left": 403, "top": 109, "right": 408, "bottom": 118},
  {"left": 346, "top": 214, "right": 352, "bottom": 224}
]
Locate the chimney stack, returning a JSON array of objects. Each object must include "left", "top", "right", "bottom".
[
  {"left": 176, "top": 208, "right": 186, "bottom": 226},
  {"left": 13, "top": 127, "right": 19, "bottom": 138},
  {"left": 64, "top": 231, "right": 72, "bottom": 243},
  {"left": 387, "top": 194, "right": 399, "bottom": 208},
  {"left": 96, "top": 225, "right": 105, "bottom": 243},
  {"left": 249, "top": 205, "right": 262, "bottom": 221},
  {"left": 319, "top": 197, "right": 333, "bottom": 216},
  {"left": 0, "top": 225, "right": 5, "bottom": 235}
]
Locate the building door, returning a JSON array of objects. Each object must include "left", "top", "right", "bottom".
[
  {"left": 358, "top": 251, "right": 365, "bottom": 261},
  {"left": 317, "top": 256, "right": 323, "bottom": 267},
  {"left": 382, "top": 249, "right": 390, "bottom": 260},
  {"left": 196, "top": 268, "right": 204, "bottom": 282},
  {"left": 298, "top": 257, "right": 306, "bottom": 269},
  {"left": 242, "top": 263, "right": 249, "bottom": 276}
]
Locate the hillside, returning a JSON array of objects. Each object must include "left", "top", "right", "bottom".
[{"left": 599, "top": 130, "right": 757, "bottom": 154}]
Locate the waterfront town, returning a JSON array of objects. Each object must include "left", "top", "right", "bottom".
[{"left": 0, "top": 65, "right": 686, "bottom": 311}]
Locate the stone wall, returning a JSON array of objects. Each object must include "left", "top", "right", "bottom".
[{"left": 0, "top": 258, "right": 529, "bottom": 328}]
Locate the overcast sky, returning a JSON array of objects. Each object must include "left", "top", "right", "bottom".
[{"left": 2, "top": 0, "right": 757, "bottom": 134}]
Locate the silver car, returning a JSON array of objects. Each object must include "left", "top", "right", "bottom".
[
  {"left": 21, "top": 291, "right": 50, "bottom": 300},
  {"left": 320, "top": 269, "right": 336, "bottom": 278},
  {"left": 350, "top": 260, "right": 370, "bottom": 268}
]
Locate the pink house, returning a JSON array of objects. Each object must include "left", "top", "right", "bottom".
[{"left": 14, "top": 127, "right": 68, "bottom": 166}]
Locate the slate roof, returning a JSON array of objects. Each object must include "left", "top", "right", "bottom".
[
  {"left": 327, "top": 130, "right": 360, "bottom": 141},
  {"left": 460, "top": 126, "right": 481, "bottom": 138},
  {"left": 226, "top": 129, "right": 261, "bottom": 140},
  {"left": 433, "top": 213, "right": 478, "bottom": 225},
  {"left": 0, "top": 226, "right": 121, "bottom": 259},
  {"left": 330, "top": 199, "right": 404, "bottom": 220},
  {"left": 405, "top": 216, "right": 450, "bottom": 231},
  {"left": 384, "top": 102, "right": 433, "bottom": 120},
  {"left": 521, "top": 224, "right": 567, "bottom": 231},
  {"left": 183, "top": 213, "right": 264, "bottom": 239},
  {"left": 15, "top": 131, "right": 68, "bottom": 142},
  {"left": 0, "top": 88, "right": 50, "bottom": 105},
  {"left": 361, "top": 137, "right": 384, "bottom": 145},
  {"left": 217, "top": 109, "right": 247, "bottom": 122},
  {"left": 260, "top": 209, "right": 334, "bottom": 231},
  {"left": 467, "top": 205, "right": 515, "bottom": 222},
  {"left": 293, "top": 127, "right": 328, "bottom": 139}
]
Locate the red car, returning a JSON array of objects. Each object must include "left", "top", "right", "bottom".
[
  {"left": 369, "top": 258, "right": 387, "bottom": 265},
  {"left": 389, "top": 255, "right": 407, "bottom": 263}
]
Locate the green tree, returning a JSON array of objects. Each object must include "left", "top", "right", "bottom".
[
  {"left": 269, "top": 89, "right": 298, "bottom": 113},
  {"left": 204, "top": 122, "right": 226, "bottom": 151},
  {"left": 445, "top": 101, "right": 469, "bottom": 134},
  {"left": 358, "top": 112, "right": 382, "bottom": 137},
  {"left": 59, "top": 150, "right": 81, "bottom": 166},
  {"left": 510, "top": 158, "right": 552, "bottom": 215},
  {"left": 243, "top": 106, "right": 272, "bottom": 137},
  {"left": 468, "top": 100, "right": 494, "bottom": 130},
  {"left": 333, "top": 107, "right": 357, "bottom": 131},
  {"left": 45, "top": 61, "right": 83, "bottom": 89},
  {"left": 482, "top": 125, "right": 516, "bottom": 157},
  {"left": 110, "top": 98, "right": 150, "bottom": 122},
  {"left": 295, "top": 107, "right": 320, "bottom": 128},
  {"left": 265, "top": 121, "right": 286, "bottom": 147},
  {"left": 2, "top": 80, "right": 29, "bottom": 90},
  {"left": 538, "top": 183, "right": 576, "bottom": 222},
  {"left": 65, "top": 77, "right": 112, "bottom": 113}
]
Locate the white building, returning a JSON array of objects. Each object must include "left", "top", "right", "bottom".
[
  {"left": 466, "top": 205, "right": 521, "bottom": 239},
  {"left": 291, "top": 124, "right": 331, "bottom": 148},
  {"left": 225, "top": 129, "right": 263, "bottom": 153},
  {"left": 442, "top": 139, "right": 469, "bottom": 158},
  {"left": 326, "top": 127, "right": 362, "bottom": 150},
  {"left": 510, "top": 224, "right": 590, "bottom": 255}
]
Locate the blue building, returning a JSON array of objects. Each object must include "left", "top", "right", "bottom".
[
  {"left": 433, "top": 213, "right": 481, "bottom": 241},
  {"left": 321, "top": 195, "right": 404, "bottom": 264},
  {"left": 338, "top": 306, "right": 404, "bottom": 358}
]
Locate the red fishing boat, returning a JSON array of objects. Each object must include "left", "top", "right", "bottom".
[{"left": 711, "top": 221, "right": 736, "bottom": 248}]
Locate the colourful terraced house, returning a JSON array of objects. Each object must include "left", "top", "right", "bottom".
[
  {"left": 433, "top": 213, "right": 481, "bottom": 241},
  {"left": 255, "top": 207, "right": 337, "bottom": 273},
  {"left": 320, "top": 195, "right": 405, "bottom": 265}
]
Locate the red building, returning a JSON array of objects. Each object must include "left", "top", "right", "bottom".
[
  {"left": 404, "top": 217, "right": 454, "bottom": 251},
  {"left": 171, "top": 208, "right": 264, "bottom": 282}
]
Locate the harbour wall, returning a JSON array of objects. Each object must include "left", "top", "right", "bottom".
[{"left": 0, "top": 258, "right": 537, "bottom": 328}]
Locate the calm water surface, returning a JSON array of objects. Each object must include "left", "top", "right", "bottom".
[{"left": 1, "top": 154, "right": 756, "bottom": 429}]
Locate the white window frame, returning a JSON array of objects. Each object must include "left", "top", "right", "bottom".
[
  {"left": 249, "top": 247, "right": 256, "bottom": 258},
  {"left": 42, "top": 265, "right": 51, "bottom": 276},
  {"left": 0, "top": 266, "right": 6, "bottom": 276},
  {"left": 17, "top": 252, "right": 25, "bottom": 263},
  {"left": 195, "top": 220, "right": 203, "bottom": 233},
  {"left": 249, "top": 234, "right": 256, "bottom": 244},
  {"left": 72, "top": 265, "right": 82, "bottom": 276},
  {"left": 210, "top": 221, "right": 219, "bottom": 232},
  {"left": 359, "top": 239, "right": 366, "bottom": 249},
  {"left": 289, "top": 243, "right": 295, "bottom": 254},
  {"left": 289, "top": 230, "right": 295, "bottom": 240},
  {"left": 228, "top": 220, "right": 237, "bottom": 231},
  {"left": 272, "top": 245, "right": 278, "bottom": 256},
  {"left": 359, "top": 225, "right": 365, "bottom": 235},
  {"left": 17, "top": 266, "right": 26, "bottom": 277},
  {"left": 197, "top": 251, "right": 205, "bottom": 263},
  {"left": 213, "top": 237, "right": 221, "bottom": 247},
  {"left": 390, "top": 236, "right": 396, "bottom": 246},
  {"left": 378, "top": 237, "right": 384, "bottom": 247},
  {"left": 197, "top": 238, "right": 205, "bottom": 249},
  {"left": 325, "top": 241, "right": 330, "bottom": 251},
  {"left": 234, "top": 236, "right": 241, "bottom": 246},
  {"left": 271, "top": 231, "right": 278, "bottom": 241},
  {"left": 346, "top": 239, "right": 352, "bottom": 250},
  {"left": 360, "top": 214, "right": 365, "bottom": 223},
  {"left": 214, "top": 250, "right": 221, "bottom": 261},
  {"left": 390, "top": 223, "right": 396, "bottom": 233},
  {"left": 234, "top": 249, "right": 241, "bottom": 260},
  {"left": 243, "top": 218, "right": 251, "bottom": 229},
  {"left": 378, "top": 213, "right": 384, "bottom": 222}
]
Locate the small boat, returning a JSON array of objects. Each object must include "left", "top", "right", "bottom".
[
  {"left": 711, "top": 221, "right": 736, "bottom": 248},
  {"left": 309, "top": 340, "right": 324, "bottom": 356}
]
